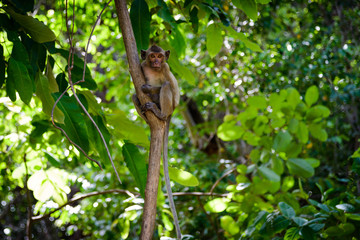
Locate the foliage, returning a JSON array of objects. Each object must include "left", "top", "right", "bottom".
[{"left": 0, "top": 0, "right": 360, "bottom": 239}]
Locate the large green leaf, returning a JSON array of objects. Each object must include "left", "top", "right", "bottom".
[
  {"left": 4, "top": 7, "right": 55, "bottom": 43},
  {"left": 233, "top": 0, "right": 258, "bottom": 21},
  {"left": 7, "top": 57, "right": 33, "bottom": 104},
  {"left": 168, "top": 166, "right": 199, "bottom": 186},
  {"left": 305, "top": 85, "right": 319, "bottom": 107},
  {"left": 221, "top": 215, "right": 240, "bottom": 235},
  {"left": 259, "top": 166, "right": 280, "bottom": 182},
  {"left": 35, "top": 73, "right": 64, "bottom": 123},
  {"left": 122, "top": 143, "right": 147, "bottom": 197},
  {"left": 204, "top": 198, "right": 229, "bottom": 213},
  {"left": 226, "top": 26, "right": 262, "bottom": 52},
  {"left": 296, "top": 121, "right": 309, "bottom": 144},
  {"left": 273, "top": 130, "right": 292, "bottom": 152},
  {"left": 279, "top": 202, "right": 295, "bottom": 219},
  {"left": 52, "top": 93, "right": 90, "bottom": 153},
  {"left": 218, "top": 122, "right": 244, "bottom": 141},
  {"left": 206, "top": 23, "right": 223, "bottom": 58},
  {"left": 54, "top": 48, "right": 97, "bottom": 90},
  {"left": 130, "top": 0, "right": 150, "bottom": 51},
  {"left": 287, "top": 158, "right": 314, "bottom": 178},
  {"left": 284, "top": 227, "right": 300, "bottom": 240},
  {"left": 0, "top": 45, "right": 5, "bottom": 88},
  {"left": 306, "top": 105, "right": 330, "bottom": 121},
  {"left": 107, "top": 110, "right": 149, "bottom": 148},
  {"left": 309, "top": 124, "right": 328, "bottom": 142}
]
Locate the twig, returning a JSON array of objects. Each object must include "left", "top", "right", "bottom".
[
  {"left": 32, "top": 189, "right": 136, "bottom": 222},
  {"left": 209, "top": 167, "right": 236, "bottom": 195}
]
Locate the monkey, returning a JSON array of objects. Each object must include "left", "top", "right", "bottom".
[{"left": 132, "top": 45, "right": 181, "bottom": 239}]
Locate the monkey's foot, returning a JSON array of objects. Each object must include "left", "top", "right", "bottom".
[{"left": 141, "top": 102, "right": 167, "bottom": 121}]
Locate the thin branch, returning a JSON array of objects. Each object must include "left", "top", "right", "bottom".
[
  {"left": 31, "top": 189, "right": 136, "bottom": 222},
  {"left": 209, "top": 167, "right": 236, "bottom": 195}
]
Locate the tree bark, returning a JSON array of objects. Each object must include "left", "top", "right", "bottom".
[{"left": 114, "top": 0, "right": 164, "bottom": 239}]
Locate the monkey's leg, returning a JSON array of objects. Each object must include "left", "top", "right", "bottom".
[
  {"left": 132, "top": 94, "right": 148, "bottom": 122},
  {"left": 159, "top": 82, "right": 174, "bottom": 118}
]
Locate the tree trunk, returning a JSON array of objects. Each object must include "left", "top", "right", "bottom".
[{"left": 114, "top": 0, "right": 164, "bottom": 239}]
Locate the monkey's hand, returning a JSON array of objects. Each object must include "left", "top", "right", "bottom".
[
  {"left": 141, "top": 102, "right": 167, "bottom": 121},
  {"left": 142, "top": 84, "right": 161, "bottom": 94}
]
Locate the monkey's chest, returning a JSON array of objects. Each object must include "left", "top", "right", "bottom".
[{"left": 144, "top": 69, "right": 166, "bottom": 87}]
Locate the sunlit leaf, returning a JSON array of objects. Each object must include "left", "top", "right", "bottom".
[
  {"left": 273, "top": 130, "right": 292, "bottom": 152},
  {"left": 287, "top": 158, "right": 314, "bottom": 178},
  {"left": 35, "top": 73, "right": 65, "bottom": 123},
  {"left": 218, "top": 122, "right": 244, "bottom": 141},
  {"left": 305, "top": 85, "right": 319, "bottom": 107},
  {"left": 284, "top": 227, "right": 300, "bottom": 240},
  {"left": 204, "top": 198, "right": 229, "bottom": 213},
  {"left": 221, "top": 215, "right": 240, "bottom": 235},
  {"left": 259, "top": 165, "right": 280, "bottom": 182},
  {"left": 4, "top": 7, "right": 56, "bottom": 43},
  {"left": 107, "top": 109, "right": 149, "bottom": 148},
  {"left": 168, "top": 167, "right": 199, "bottom": 186},
  {"left": 7, "top": 57, "right": 33, "bottom": 104},
  {"left": 233, "top": 0, "right": 258, "bottom": 21},
  {"left": 206, "top": 23, "right": 223, "bottom": 58},
  {"left": 122, "top": 143, "right": 147, "bottom": 197}
]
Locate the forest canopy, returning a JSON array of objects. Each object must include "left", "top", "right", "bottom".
[{"left": 0, "top": 0, "right": 359, "bottom": 239}]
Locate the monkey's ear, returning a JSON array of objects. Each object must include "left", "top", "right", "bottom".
[
  {"left": 165, "top": 50, "right": 170, "bottom": 60},
  {"left": 141, "top": 50, "right": 147, "bottom": 60}
]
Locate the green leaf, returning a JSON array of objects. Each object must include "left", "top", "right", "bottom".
[
  {"left": 221, "top": 215, "right": 240, "bottom": 235},
  {"left": 286, "top": 88, "right": 301, "bottom": 108},
  {"left": 300, "top": 226, "right": 316, "bottom": 240},
  {"left": 218, "top": 122, "right": 244, "bottom": 141},
  {"left": 282, "top": 176, "right": 295, "bottom": 192},
  {"left": 122, "top": 143, "right": 147, "bottom": 197},
  {"left": 130, "top": 0, "right": 150, "bottom": 51},
  {"left": 304, "top": 158, "right": 320, "bottom": 168},
  {"left": 259, "top": 165, "right": 280, "bottom": 182},
  {"left": 256, "top": 0, "right": 272, "bottom": 4},
  {"left": 226, "top": 26, "right": 261, "bottom": 52},
  {"left": 305, "top": 85, "right": 319, "bottom": 107},
  {"left": 346, "top": 213, "right": 360, "bottom": 221},
  {"left": 204, "top": 198, "right": 229, "bottom": 213},
  {"left": 189, "top": 6, "right": 199, "bottom": 33},
  {"left": 247, "top": 95, "right": 267, "bottom": 109},
  {"left": 279, "top": 202, "right": 296, "bottom": 219},
  {"left": 7, "top": 57, "right": 33, "bottom": 104},
  {"left": 233, "top": 0, "right": 258, "bottom": 21},
  {"left": 206, "top": 23, "right": 223, "bottom": 58},
  {"left": 54, "top": 48, "right": 97, "bottom": 90},
  {"left": 0, "top": 45, "right": 5, "bottom": 88},
  {"left": 52, "top": 93, "right": 90, "bottom": 153},
  {"left": 306, "top": 105, "right": 330, "bottom": 121},
  {"left": 273, "top": 215, "right": 291, "bottom": 233},
  {"left": 273, "top": 130, "right": 292, "bottom": 152},
  {"left": 296, "top": 121, "right": 309, "bottom": 144},
  {"left": 162, "top": 212, "right": 174, "bottom": 231},
  {"left": 284, "top": 227, "right": 300, "bottom": 240},
  {"left": 336, "top": 203, "right": 355, "bottom": 212},
  {"left": 167, "top": 49, "right": 196, "bottom": 85},
  {"left": 287, "top": 158, "right": 314, "bottom": 178},
  {"left": 56, "top": 73, "right": 69, "bottom": 93},
  {"left": 28, "top": 170, "right": 54, "bottom": 202},
  {"left": 309, "top": 124, "right": 328, "bottom": 142},
  {"left": 35, "top": 73, "right": 65, "bottom": 123},
  {"left": 293, "top": 217, "right": 308, "bottom": 226},
  {"left": 168, "top": 167, "right": 199, "bottom": 187},
  {"left": 4, "top": 7, "right": 56, "bottom": 43},
  {"left": 107, "top": 110, "right": 150, "bottom": 148}
]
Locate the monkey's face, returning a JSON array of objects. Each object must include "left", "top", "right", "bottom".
[{"left": 149, "top": 53, "right": 164, "bottom": 70}]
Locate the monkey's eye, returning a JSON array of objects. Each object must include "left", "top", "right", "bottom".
[{"left": 150, "top": 54, "right": 155, "bottom": 58}]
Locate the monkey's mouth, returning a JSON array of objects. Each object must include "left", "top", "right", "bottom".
[{"left": 152, "top": 62, "right": 161, "bottom": 68}]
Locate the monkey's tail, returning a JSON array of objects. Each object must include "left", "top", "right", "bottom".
[{"left": 163, "top": 116, "right": 182, "bottom": 240}]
